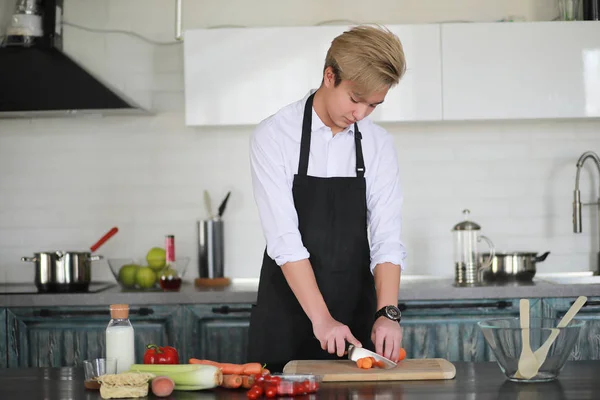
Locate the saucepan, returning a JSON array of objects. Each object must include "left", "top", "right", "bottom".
[
  {"left": 478, "top": 251, "right": 550, "bottom": 283},
  {"left": 21, "top": 227, "right": 118, "bottom": 293}
]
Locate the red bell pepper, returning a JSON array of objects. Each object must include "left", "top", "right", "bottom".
[{"left": 143, "top": 344, "right": 179, "bottom": 364}]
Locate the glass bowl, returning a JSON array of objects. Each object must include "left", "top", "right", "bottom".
[
  {"left": 107, "top": 257, "right": 190, "bottom": 291},
  {"left": 478, "top": 317, "right": 585, "bottom": 383}
]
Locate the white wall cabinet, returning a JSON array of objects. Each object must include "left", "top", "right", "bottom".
[
  {"left": 370, "top": 24, "right": 442, "bottom": 123},
  {"left": 441, "top": 21, "right": 600, "bottom": 121},
  {"left": 183, "top": 21, "right": 600, "bottom": 126},
  {"left": 183, "top": 24, "right": 442, "bottom": 126}
]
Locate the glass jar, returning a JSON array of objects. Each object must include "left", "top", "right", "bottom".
[{"left": 452, "top": 209, "right": 495, "bottom": 286}]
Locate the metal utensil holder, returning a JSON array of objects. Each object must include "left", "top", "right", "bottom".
[{"left": 197, "top": 218, "right": 224, "bottom": 279}]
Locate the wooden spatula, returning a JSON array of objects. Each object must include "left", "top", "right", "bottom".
[
  {"left": 515, "top": 299, "right": 535, "bottom": 379},
  {"left": 518, "top": 295, "right": 587, "bottom": 379}
]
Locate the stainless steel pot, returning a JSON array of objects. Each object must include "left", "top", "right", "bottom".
[
  {"left": 21, "top": 251, "right": 103, "bottom": 293},
  {"left": 479, "top": 251, "right": 550, "bottom": 283}
]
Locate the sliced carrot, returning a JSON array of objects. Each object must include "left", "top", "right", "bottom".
[
  {"left": 356, "top": 357, "right": 373, "bottom": 369},
  {"left": 398, "top": 348, "right": 407, "bottom": 361},
  {"left": 220, "top": 374, "right": 243, "bottom": 389}
]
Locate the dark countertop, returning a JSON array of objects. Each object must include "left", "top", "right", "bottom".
[
  {"left": 0, "top": 361, "right": 599, "bottom": 399},
  {"left": 1, "top": 274, "right": 599, "bottom": 307}
]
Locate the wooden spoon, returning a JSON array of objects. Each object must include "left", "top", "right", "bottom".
[
  {"left": 515, "top": 299, "right": 536, "bottom": 379},
  {"left": 518, "top": 295, "right": 587, "bottom": 379}
]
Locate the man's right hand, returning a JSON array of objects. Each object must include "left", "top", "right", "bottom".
[{"left": 313, "top": 316, "right": 362, "bottom": 357}]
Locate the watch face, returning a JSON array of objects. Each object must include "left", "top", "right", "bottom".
[{"left": 386, "top": 306, "right": 401, "bottom": 320}]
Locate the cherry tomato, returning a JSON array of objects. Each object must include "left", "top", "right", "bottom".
[
  {"left": 265, "top": 375, "right": 281, "bottom": 384},
  {"left": 294, "top": 381, "right": 308, "bottom": 395},
  {"left": 303, "top": 380, "right": 312, "bottom": 393},
  {"left": 307, "top": 380, "right": 319, "bottom": 393},
  {"left": 265, "top": 386, "right": 277, "bottom": 398},
  {"left": 250, "top": 384, "right": 263, "bottom": 396},
  {"left": 254, "top": 374, "right": 265, "bottom": 384},
  {"left": 277, "top": 380, "right": 295, "bottom": 396},
  {"left": 246, "top": 390, "right": 259, "bottom": 400}
]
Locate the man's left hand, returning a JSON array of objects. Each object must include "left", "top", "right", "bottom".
[{"left": 371, "top": 317, "right": 403, "bottom": 362}]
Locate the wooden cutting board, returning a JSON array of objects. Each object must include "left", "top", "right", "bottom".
[{"left": 282, "top": 358, "right": 456, "bottom": 382}]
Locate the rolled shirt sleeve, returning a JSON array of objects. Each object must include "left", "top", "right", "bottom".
[
  {"left": 250, "top": 119, "right": 311, "bottom": 266},
  {"left": 367, "top": 133, "right": 408, "bottom": 273}
]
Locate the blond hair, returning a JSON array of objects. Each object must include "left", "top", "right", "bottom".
[{"left": 324, "top": 25, "right": 406, "bottom": 95}]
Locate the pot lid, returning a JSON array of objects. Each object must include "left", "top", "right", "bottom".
[{"left": 452, "top": 209, "right": 481, "bottom": 231}]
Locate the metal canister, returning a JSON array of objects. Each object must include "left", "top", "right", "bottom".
[{"left": 197, "top": 218, "right": 224, "bottom": 279}]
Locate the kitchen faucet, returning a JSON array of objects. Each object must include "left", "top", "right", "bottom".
[{"left": 573, "top": 150, "right": 600, "bottom": 275}]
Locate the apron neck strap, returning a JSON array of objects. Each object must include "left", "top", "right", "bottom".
[
  {"left": 298, "top": 92, "right": 366, "bottom": 178},
  {"left": 354, "top": 124, "right": 365, "bottom": 178},
  {"left": 298, "top": 93, "right": 315, "bottom": 177}
]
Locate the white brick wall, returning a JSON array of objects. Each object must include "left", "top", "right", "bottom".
[{"left": 1, "top": 0, "right": 599, "bottom": 283}]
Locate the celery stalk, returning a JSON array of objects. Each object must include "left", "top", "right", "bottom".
[
  {"left": 128, "top": 364, "right": 222, "bottom": 390},
  {"left": 129, "top": 364, "right": 199, "bottom": 373},
  {"left": 173, "top": 385, "right": 210, "bottom": 391}
]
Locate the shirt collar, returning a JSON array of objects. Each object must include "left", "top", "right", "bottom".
[{"left": 305, "top": 89, "right": 354, "bottom": 136}]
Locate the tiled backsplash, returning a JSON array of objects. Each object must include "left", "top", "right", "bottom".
[
  {"left": 2, "top": 114, "right": 599, "bottom": 283},
  {"left": 1, "top": 0, "right": 599, "bottom": 283}
]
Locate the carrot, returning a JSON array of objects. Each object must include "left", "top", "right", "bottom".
[
  {"left": 261, "top": 368, "right": 270, "bottom": 376},
  {"left": 220, "top": 374, "right": 243, "bottom": 389},
  {"left": 242, "top": 375, "right": 255, "bottom": 389},
  {"left": 219, "top": 363, "right": 245, "bottom": 375},
  {"left": 188, "top": 359, "right": 263, "bottom": 376},
  {"left": 398, "top": 348, "right": 407, "bottom": 361},
  {"left": 242, "top": 363, "right": 263, "bottom": 376},
  {"left": 189, "top": 358, "right": 221, "bottom": 367}
]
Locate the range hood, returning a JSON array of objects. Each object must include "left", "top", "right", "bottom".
[{"left": 0, "top": 0, "right": 148, "bottom": 118}]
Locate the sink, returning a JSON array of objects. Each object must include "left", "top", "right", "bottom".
[{"left": 540, "top": 275, "right": 600, "bottom": 285}]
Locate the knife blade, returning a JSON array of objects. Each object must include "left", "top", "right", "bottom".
[{"left": 347, "top": 345, "right": 397, "bottom": 369}]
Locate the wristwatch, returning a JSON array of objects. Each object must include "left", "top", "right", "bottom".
[{"left": 375, "top": 305, "right": 402, "bottom": 322}]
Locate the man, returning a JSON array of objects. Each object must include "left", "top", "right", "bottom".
[{"left": 247, "top": 24, "right": 408, "bottom": 372}]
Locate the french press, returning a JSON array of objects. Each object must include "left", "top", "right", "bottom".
[{"left": 452, "top": 209, "right": 495, "bottom": 286}]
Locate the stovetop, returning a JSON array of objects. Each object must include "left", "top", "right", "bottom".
[{"left": 0, "top": 282, "right": 116, "bottom": 294}]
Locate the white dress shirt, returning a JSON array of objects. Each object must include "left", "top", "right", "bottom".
[{"left": 250, "top": 90, "right": 407, "bottom": 274}]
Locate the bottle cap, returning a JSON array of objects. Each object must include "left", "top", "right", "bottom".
[{"left": 110, "top": 304, "right": 129, "bottom": 319}]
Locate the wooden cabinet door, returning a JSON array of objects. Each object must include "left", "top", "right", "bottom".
[
  {"left": 399, "top": 298, "right": 539, "bottom": 362},
  {"left": 542, "top": 297, "right": 600, "bottom": 361},
  {"left": 6, "top": 305, "right": 183, "bottom": 367},
  {"left": 0, "top": 308, "right": 6, "bottom": 368},
  {"left": 184, "top": 304, "right": 252, "bottom": 364}
]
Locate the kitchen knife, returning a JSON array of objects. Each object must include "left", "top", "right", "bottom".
[{"left": 347, "top": 345, "right": 397, "bottom": 369}]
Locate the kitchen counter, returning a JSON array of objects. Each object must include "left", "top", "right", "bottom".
[
  {"left": 1, "top": 274, "right": 599, "bottom": 307},
  {"left": 0, "top": 361, "right": 598, "bottom": 399}
]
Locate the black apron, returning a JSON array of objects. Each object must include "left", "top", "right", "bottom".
[{"left": 247, "top": 92, "right": 376, "bottom": 372}]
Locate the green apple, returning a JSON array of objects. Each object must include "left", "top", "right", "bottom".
[
  {"left": 118, "top": 264, "right": 140, "bottom": 288},
  {"left": 146, "top": 247, "right": 166, "bottom": 271},
  {"left": 136, "top": 266, "right": 157, "bottom": 289}
]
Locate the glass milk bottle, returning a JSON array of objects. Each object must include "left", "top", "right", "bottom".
[{"left": 106, "top": 304, "right": 135, "bottom": 373}]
